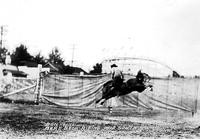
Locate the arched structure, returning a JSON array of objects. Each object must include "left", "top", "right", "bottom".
[{"left": 101, "top": 57, "right": 177, "bottom": 78}]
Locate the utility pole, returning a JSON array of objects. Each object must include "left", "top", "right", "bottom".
[
  {"left": 71, "top": 44, "right": 76, "bottom": 67},
  {"left": 0, "top": 26, "right": 3, "bottom": 48}
]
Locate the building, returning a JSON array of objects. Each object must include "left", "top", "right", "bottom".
[{"left": 0, "top": 64, "right": 27, "bottom": 77}]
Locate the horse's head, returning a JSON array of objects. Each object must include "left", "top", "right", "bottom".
[
  {"left": 136, "top": 70, "right": 150, "bottom": 83},
  {"left": 142, "top": 72, "right": 151, "bottom": 83}
]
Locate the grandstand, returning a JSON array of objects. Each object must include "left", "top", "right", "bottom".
[{"left": 101, "top": 57, "right": 178, "bottom": 78}]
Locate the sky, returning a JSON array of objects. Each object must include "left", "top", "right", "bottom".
[{"left": 0, "top": 0, "right": 200, "bottom": 75}]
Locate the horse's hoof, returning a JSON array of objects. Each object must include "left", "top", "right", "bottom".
[
  {"left": 96, "top": 100, "right": 100, "bottom": 104},
  {"left": 100, "top": 102, "right": 104, "bottom": 105},
  {"left": 149, "top": 108, "right": 153, "bottom": 110}
]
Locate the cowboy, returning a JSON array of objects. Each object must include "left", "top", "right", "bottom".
[{"left": 110, "top": 64, "right": 124, "bottom": 92}]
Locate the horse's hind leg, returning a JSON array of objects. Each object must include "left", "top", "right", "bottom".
[
  {"left": 100, "top": 95, "right": 114, "bottom": 105},
  {"left": 96, "top": 98, "right": 102, "bottom": 104},
  {"left": 97, "top": 85, "right": 115, "bottom": 105}
]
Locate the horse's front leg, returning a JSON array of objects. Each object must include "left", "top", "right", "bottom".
[{"left": 146, "top": 84, "right": 153, "bottom": 91}]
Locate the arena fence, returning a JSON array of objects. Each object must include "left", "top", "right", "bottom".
[
  {"left": 0, "top": 71, "right": 200, "bottom": 115},
  {"left": 0, "top": 65, "right": 42, "bottom": 103},
  {"left": 41, "top": 74, "right": 200, "bottom": 113},
  {"left": 0, "top": 77, "right": 37, "bottom": 103}
]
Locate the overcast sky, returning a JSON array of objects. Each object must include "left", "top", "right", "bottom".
[{"left": 0, "top": 0, "right": 200, "bottom": 75}]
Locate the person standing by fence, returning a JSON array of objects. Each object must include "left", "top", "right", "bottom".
[{"left": 5, "top": 52, "right": 11, "bottom": 65}]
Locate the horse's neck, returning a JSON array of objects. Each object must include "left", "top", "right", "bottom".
[
  {"left": 129, "top": 78, "right": 137, "bottom": 84},
  {"left": 126, "top": 78, "right": 136, "bottom": 88}
]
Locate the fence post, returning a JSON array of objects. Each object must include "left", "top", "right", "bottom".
[
  {"left": 81, "top": 73, "right": 84, "bottom": 108},
  {"left": 194, "top": 80, "right": 200, "bottom": 115},
  {"left": 34, "top": 64, "right": 42, "bottom": 104}
]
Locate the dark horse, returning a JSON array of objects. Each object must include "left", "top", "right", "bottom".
[{"left": 96, "top": 71, "right": 153, "bottom": 105}]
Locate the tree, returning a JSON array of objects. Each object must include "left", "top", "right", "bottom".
[
  {"left": 90, "top": 63, "right": 102, "bottom": 74},
  {"left": 48, "top": 47, "right": 65, "bottom": 73},
  {"left": 48, "top": 47, "right": 64, "bottom": 66},
  {"left": 0, "top": 47, "right": 8, "bottom": 64},
  {"left": 11, "top": 44, "right": 33, "bottom": 66},
  {"left": 33, "top": 52, "right": 46, "bottom": 65}
]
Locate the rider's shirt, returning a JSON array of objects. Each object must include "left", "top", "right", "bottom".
[
  {"left": 111, "top": 67, "right": 123, "bottom": 79},
  {"left": 111, "top": 67, "right": 124, "bottom": 91}
]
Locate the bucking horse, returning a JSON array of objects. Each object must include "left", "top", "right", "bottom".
[{"left": 96, "top": 71, "right": 153, "bottom": 105}]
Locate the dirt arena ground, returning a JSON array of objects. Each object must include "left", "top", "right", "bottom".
[{"left": 0, "top": 102, "right": 200, "bottom": 139}]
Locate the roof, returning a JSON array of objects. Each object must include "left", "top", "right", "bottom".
[
  {"left": 4, "top": 69, "right": 27, "bottom": 77},
  {"left": 19, "top": 61, "right": 38, "bottom": 67},
  {"left": 73, "top": 67, "right": 88, "bottom": 75},
  {"left": 1, "top": 64, "right": 18, "bottom": 71},
  {"left": 1, "top": 64, "right": 27, "bottom": 77},
  {"left": 43, "top": 62, "right": 88, "bottom": 74},
  {"left": 43, "top": 62, "right": 59, "bottom": 72}
]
